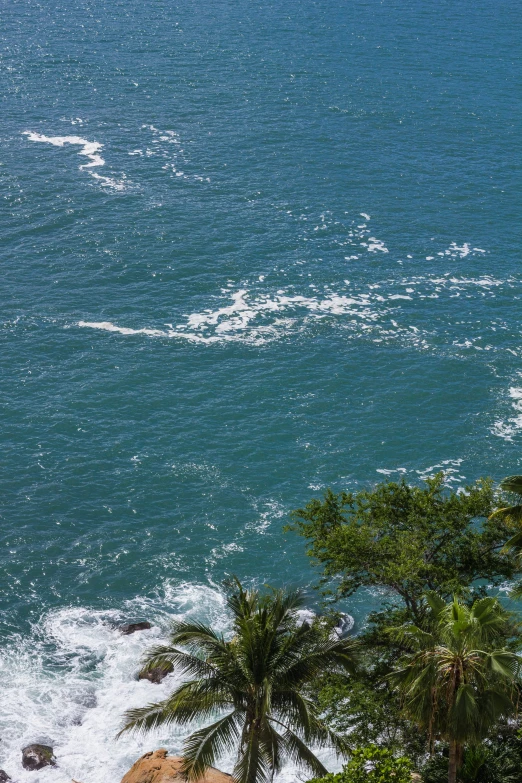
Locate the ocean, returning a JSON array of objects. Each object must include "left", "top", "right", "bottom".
[{"left": 1, "top": 0, "right": 521, "bottom": 779}]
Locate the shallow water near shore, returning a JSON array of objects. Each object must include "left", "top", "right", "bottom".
[{"left": 1, "top": 0, "right": 521, "bottom": 779}]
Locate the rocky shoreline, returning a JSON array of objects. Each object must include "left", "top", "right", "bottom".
[
  {"left": 122, "top": 750, "right": 233, "bottom": 783},
  {"left": 2, "top": 612, "right": 354, "bottom": 782},
  {"left": 1, "top": 620, "right": 169, "bottom": 783},
  {"left": 1, "top": 749, "right": 233, "bottom": 783}
]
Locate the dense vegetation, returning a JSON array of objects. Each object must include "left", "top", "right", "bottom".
[
  {"left": 291, "top": 474, "right": 522, "bottom": 783},
  {"left": 124, "top": 474, "right": 522, "bottom": 783}
]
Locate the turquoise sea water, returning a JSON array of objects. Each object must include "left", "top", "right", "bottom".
[{"left": 1, "top": 0, "right": 521, "bottom": 779}]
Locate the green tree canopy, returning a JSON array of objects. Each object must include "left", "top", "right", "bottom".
[
  {"left": 120, "top": 580, "right": 358, "bottom": 783},
  {"left": 289, "top": 475, "right": 518, "bottom": 620},
  {"left": 389, "top": 593, "right": 521, "bottom": 783}
]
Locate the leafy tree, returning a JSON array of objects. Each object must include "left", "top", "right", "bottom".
[
  {"left": 308, "top": 745, "right": 413, "bottom": 783},
  {"left": 288, "top": 475, "right": 518, "bottom": 621},
  {"left": 119, "top": 581, "right": 358, "bottom": 783},
  {"left": 315, "top": 664, "right": 425, "bottom": 759},
  {"left": 313, "top": 606, "right": 426, "bottom": 757},
  {"left": 389, "top": 594, "right": 520, "bottom": 783},
  {"left": 490, "top": 475, "right": 522, "bottom": 549}
]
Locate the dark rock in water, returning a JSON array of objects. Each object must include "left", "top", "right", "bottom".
[
  {"left": 119, "top": 621, "right": 152, "bottom": 635},
  {"left": 334, "top": 614, "right": 355, "bottom": 637},
  {"left": 139, "top": 662, "right": 174, "bottom": 684},
  {"left": 0, "top": 770, "right": 11, "bottom": 782},
  {"left": 22, "top": 744, "right": 55, "bottom": 770}
]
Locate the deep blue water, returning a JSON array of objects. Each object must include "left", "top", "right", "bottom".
[{"left": 1, "top": 0, "right": 521, "bottom": 778}]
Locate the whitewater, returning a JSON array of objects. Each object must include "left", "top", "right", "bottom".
[{"left": 0, "top": 584, "right": 339, "bottom": 783}]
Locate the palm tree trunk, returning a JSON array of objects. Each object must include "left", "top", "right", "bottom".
[
  {"left": 456, "top": 743, "right": 463, "bottom": 770},
  {"left": 448, "top": 739, "right": 458, "bottom": 783}
]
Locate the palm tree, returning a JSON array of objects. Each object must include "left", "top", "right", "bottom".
[
  {"left": 389, "top": 593, "right": 520, "bottom": 783},
  {"left": 490, "top": 475, "right": 522, "bottom": 550},
  {"left": 119, "top": 581, "right": 358, "bottom": 783}
]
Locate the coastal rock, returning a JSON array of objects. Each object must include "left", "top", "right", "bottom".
[
  {"left": 138, "top": 662, "right": 174, "bottom": 683},
  {"left": 334, "top": 613, "right": 355, "bottom": 637},
  {"left": 120, "top": 750, "right": 233, "bottom": 783},
  {"left": 0, "top": 771, "right": 11, "bottom": 782},
  {"left": 22, "top": 744, "right": 55, "bottom": 770},
  {"left": 119, "top": 622, "right": 152, "bottom": 635}
]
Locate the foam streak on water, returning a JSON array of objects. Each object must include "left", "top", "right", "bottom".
[
  {"left": 76, "top": 265, "right": 521, "bottom": 359},
  {"left": 23, "top": 132, "right": 126, "bottom": 190}
]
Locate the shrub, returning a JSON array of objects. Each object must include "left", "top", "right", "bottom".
[{"left": 309, "top": 745, "right": 413, "bottom": 783}]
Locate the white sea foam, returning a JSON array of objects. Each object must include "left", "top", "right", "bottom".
[
  {"left": 491, "top": 386, "right": 522, "bottom": 441},
  {"left": 77, "top": 288, "right": 393, "bottom": 346},
  {"left": 144, "top": 125, "right": 209, "bottom": 182},
  {"left": 75, "top": 262, "right": 516, "bottom": 350},
  {"left": 0, "top": 583, "right": 340, "bottom": 783},
  {"left": 73, "top": 250, "right": 518, "bottom": 354},
  {"left": 376, "top": 459, "right": 465, "bottom": 485},
  {"left": 79, "top": 321, "right": 169, "bottom": 338},
  {"left": 441, "top": 242, "right": 487, "bottom": 260},
  {"left": 415, "top": 459, "right": 465, "bottom": 484},
  {"left": 90, "top": 172, "right": 128, "bottom": 191},
  {"left": 448, "top": 242, "right": 471, "bottom": 258},
  {"left": 245, "top": 500, "right": 286, "bottom": 535},
  {"left": 23, "top": 132, "right": 126, "bottom": 190},
  {"left": 366, "top": 238, "right": 388, "bottom": 253},
  {"left": 23, "top": 132, "right": 105, "bottom": 168}
]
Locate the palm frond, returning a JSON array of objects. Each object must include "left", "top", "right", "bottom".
[
  {"left": 387, "top": 623, "right": 434, "bottom": 649},
  {"left": 139, "top": 645, "right": 218, "bottom": 680},
  {"left": 489, "top": 474, "right": 522, "bottom": 528},
  {"left": 276, "top": 637, "right": 358, "bottom": 688},
  {"left": 118, "top": 695, "right": 184, "bottom": 737},
  {"left": 170, "top": 620, "right": 229, "bottom": 655},
  {"left": 499, "top": 475, "right": 522, "bottom": 495},
  {"left": 509, "top": 580, "right": 522, "bottom": 601},
  {"left": 476, "top": 688, "right": 516, "bottom": 730},
  {"left": 270, "top": 690, "right": 315, "bottom": 738},
  {"left": 486, "top": 650, "right": 520, "bottom": 678},
  {"left": 424, "top": 591, "right": 446, "bottom": 617},
  {"left": 119, "top": 678, "right": 237, "bottom": 736},
  {"left": 269, "top": 722, "right": 329, "bottom": 778},
  {"left": 233, "top": 728, "right": 270, "bottom": 783},
  {"left": 452, "top": 683, "right": 477, "bottom": 732},
  {"left": 504, "top": 526, "right": 522, "bottom": 551},
  {"left": 258, "top": 720, "right": 283, "bottom": 777},
  {"left": 182, "top": 711, "right": 242, "bottom": 781}
]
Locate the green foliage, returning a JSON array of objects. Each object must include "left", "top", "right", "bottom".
[
  {"left": 120, "top": 580, "right": 358, "bottom": 783},
  {"left": 289, "top": 475, "right": 522, "bottom": 783},
  {"left": 288, "top": 476, "right": 518, "bottom": 619},
  {"left": 490, "top": 474, "right": 522, "bottom": 549},
  {"left": 309, "top": 746, "right": 412, "bottom": 783},
  {"left": 310, "top": 603, "right": 427, "bottom": 762},
  {"left": 389, "top": 594, "right": 520, "bottom": 783},
  {"left": 422, "top": 740, "right": 522, "bottom": 783},
  {"left": 315, "top": 668, "right": 425, "bottom": 760}
]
